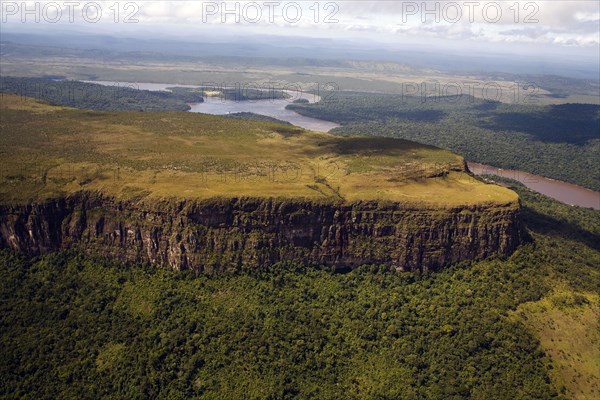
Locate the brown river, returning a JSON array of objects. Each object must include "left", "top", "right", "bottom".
[
  {"left": 88, "top": 81, "right": 600, "bottom": 210},
  {"left": 468, "top": 163, "right": 599, "bottom": 210}
]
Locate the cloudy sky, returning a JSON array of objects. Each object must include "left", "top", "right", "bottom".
[{"left": 2, "top": 1, "right": 599, "bottom": 52}]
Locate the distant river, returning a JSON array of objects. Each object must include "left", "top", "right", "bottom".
[
  {"left": 86, "top": 81, "right": 340, "bottom": 132},
  {"left": 88, "top": 81, "right": 599, "bottom": 209}
]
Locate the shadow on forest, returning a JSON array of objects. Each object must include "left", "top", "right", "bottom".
[
  {"left": 479, "top": 104, "right": 600, "bottom": 144},
  {"left": 523, "top": 206, "right": 600, "bottom": 252}
]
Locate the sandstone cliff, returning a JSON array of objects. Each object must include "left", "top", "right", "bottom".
[{"left": 0, "top": 192, "right": 522, "bottom": 273}]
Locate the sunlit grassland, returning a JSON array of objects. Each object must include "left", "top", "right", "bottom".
[
  {"left": 511, "top": 287, "right": 599, "bottom": 400},
  {"left": 0, "top": 94, "right": 517, "bottom": 206}
]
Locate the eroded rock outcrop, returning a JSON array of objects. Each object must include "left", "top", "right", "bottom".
[{"left": 0, "top": 192, "right": 522, "bottom": 272}]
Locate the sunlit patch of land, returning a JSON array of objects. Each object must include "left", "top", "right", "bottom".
[
  {"left": 0, "top": 94, "right": 517, "bottom": 206},
  {"left": 511, "top": 288, "right": 600, "bottom": 400},
  {"left": 203, "top": 90, "right": 223, "bottom": 97}
]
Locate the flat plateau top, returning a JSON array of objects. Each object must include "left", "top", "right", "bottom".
[{"left": 0, "top": 94, "right": 517, "bottom": 207}]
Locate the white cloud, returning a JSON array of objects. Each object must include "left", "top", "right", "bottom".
[
  {"left": 332, "top": 1, "right": 599, "bottom": 47},
  {"left": 1, "top": 1, "right": 598, "bottom": 48}
]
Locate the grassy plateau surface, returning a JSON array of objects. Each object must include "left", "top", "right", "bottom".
[{"left": 0, "top": 93, "right": 516, "bottom": 207}]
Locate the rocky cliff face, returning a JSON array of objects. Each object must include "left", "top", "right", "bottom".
[{"left": 0, "top": 193, "right": 522, "bottom": 273}]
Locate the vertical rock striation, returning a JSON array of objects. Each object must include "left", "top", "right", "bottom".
[{"left": 0, "top": 192, "right": 522, "bottom": 272}]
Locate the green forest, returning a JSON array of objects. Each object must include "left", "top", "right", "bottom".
[
  {"left": 287, "top": 93, "right": 600, "bottom": 191},
  {"left": 0, "top": 77, "right": 203, "bottom": 111},
  {"left": 1, "top": 181, "right": 598, "bottom": 399},
  {"left": 0, "top": 77, "right": 290, "bottom": 113}
]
